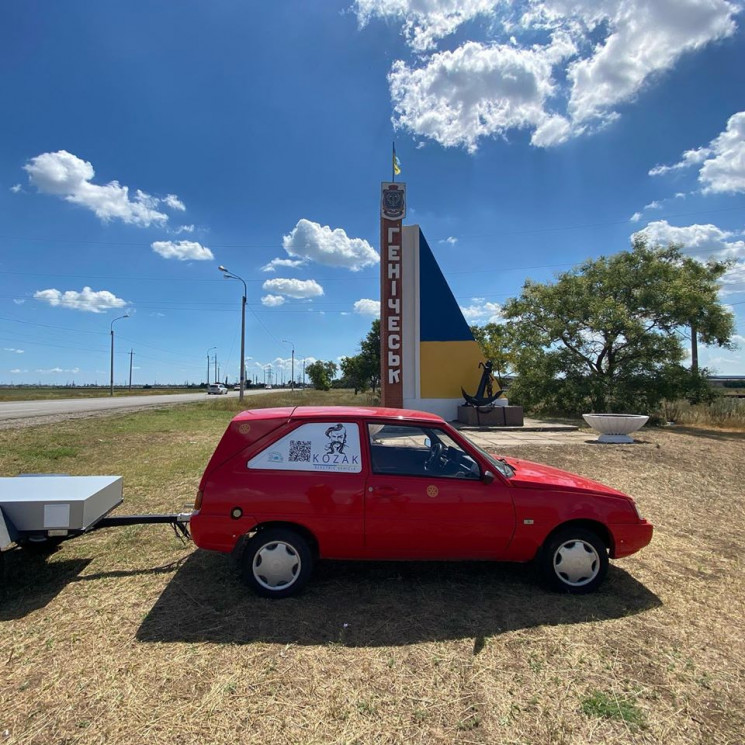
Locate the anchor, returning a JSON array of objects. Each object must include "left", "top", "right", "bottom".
[{"left": 461, "top": 360, "right": 503, "bottom": 407}]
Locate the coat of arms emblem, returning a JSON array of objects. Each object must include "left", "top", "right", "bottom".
[{"left": 381, "top": 182, "right": 406, "bottom": 221}]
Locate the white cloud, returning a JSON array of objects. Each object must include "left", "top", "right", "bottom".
[
  {"left": 282, "top": 219, "right": 379, "bottom": 271},
  {"left": 439, "top": 236, "right": 458, "bottom": 245},
  {"left": 34, "top": 286, "right": 129, "bottom": 314},
  {"left": 151, "top": 240, "right": 214, "bottom": 261},
  {"left": 460, "top": 297, "right": 502, "bottom": 323},
  {"left": 9, "top": 369, "right": 26, "bottom": 374},
  {"left": 163, "top": 194, "right": 186, "bottom": 211},
  {"left": 699, "top": 112, "right": 745, "bottom": 194},
  {"left": 10, "top": 183, "right": 22, "bottom": 193},
  {"left": 23, "top": 150, "right": 186, "bottom": 227},
  {"left": 353, "top": 299, "right": 381, "bottom": 317},
  {"left": 262, "top": 278, "right": 324, "bottom": 299},
  {"left": 261, "top": 294, "right": 286, "bottom": 307},
  {"left": 389, "top": 38, "right": 575, "bottom": 152},
  {"left": 649, "top": 112, "right": 745, "bottom": 194},
  {"left": 649, "top": 147, "right": 711, "bottom": 176},
  {"left": 563, "top": 1, "right": 737, "bottom": 128},
  {"left": 719, "top": 261, "right": 745, "bottom": 294},
  {"left": 12, "top": 299, "right": 26, "bottom": 305},
  {"left": 35, "top": 367, "right": 81, "bottom": 374},
  {"left": 633, "top": 220, "right": 745, "bottom": 261},
  {"left": 355, "top": 0, "right": 497, "bottom": 51},
  {"left": 174, "top": 224, "right": 195, "bottom": 234},
  {"left": 630, "top": 211, "right": 643, "bottom": 223},
  {"left": 261, "top": 257, "right": 307, "bottom": 272},
  {"left": 361, "top": 0, "right": 739, "bottom": 149},
  {"left": 3, "top": 348, "right": 24, "bottom": 354}
]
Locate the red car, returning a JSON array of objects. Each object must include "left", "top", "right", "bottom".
[{"left": 191, "top": 406, "right": 653, "bottom": 598}]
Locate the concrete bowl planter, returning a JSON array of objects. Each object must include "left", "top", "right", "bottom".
[{"left": 582, "top": 413, "right": 649, "bottom": 444}]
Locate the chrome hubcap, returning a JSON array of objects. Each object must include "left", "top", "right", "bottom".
[
  {"left": 253, "top": 541, "right": 301, "bottom": 590},
  {"left": 553, "top": 539, "right": 600, "bottom": 586}
]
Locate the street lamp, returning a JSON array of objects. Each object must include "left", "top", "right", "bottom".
[
  {"left": 110, "top": 314, "right": 129, "bottom": 396},
  {"left": 218, "top": 265, "right": 247, "bottom": 402},
  {"left": 206, "top": 346, "right": 216, "bottom": 386},
  {"left": 282, "top": 339, "right": 295, "bottom": 393}
]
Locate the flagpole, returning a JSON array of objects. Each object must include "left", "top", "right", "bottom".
[{"left": 392, "top": 141, "right": 395, "bottom": 183}]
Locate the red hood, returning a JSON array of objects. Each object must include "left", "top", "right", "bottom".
[{"left": 505, "top": 457, "right": 628, "bottom": 497}]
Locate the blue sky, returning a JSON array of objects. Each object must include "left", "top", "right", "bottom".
[{"left": 1, "top": 0, "right": 744, "bottom": 386}]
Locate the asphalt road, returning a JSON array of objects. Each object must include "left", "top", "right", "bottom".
[{"left": 0, "top": 389, "right": 273, "bottom": 424}]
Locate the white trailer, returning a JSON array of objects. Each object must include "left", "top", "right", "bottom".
[{"left": 0, "top": 475, "right": 190, "bottom": 561}]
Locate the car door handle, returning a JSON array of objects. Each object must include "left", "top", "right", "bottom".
[{"left": 369, "top": 486, "right": 399, "bottom": 498}]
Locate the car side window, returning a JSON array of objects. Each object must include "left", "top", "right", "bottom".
[
  {"left": 367, "top": 423, "right": 480, "bottom": 479},
  {"left": 248, "top": 422, "right": 362, "bottom": 473}
]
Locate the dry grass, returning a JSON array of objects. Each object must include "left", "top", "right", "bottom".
[
  {"left": 0, "top": 387, "right": 199, "bottom": 402},
  {"left": 660, "top": 398, "right": 745, "bottom": 430},
  {"left": 1, "top": 396, "right": 743, "bottom": 744}
]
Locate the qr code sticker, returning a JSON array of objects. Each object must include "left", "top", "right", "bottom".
[{"left": 289, "top": 440, "right": 312, "bottom": 462}]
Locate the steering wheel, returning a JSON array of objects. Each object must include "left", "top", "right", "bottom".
[{"left": 425, "top": 442, "right": 445, "bottom": 472}]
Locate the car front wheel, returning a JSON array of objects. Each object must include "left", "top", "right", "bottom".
[
  {"left": 539, "top": 527, "right": 608, "bottom": 594},
  {"left": 240, "top": 528, "right": 313, "bottom": 598}
]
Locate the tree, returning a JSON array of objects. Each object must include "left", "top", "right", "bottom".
[
  {"left": 470, "top": 322, "right": 514, "bottom": 388},
  {"left": 305, "top": 360, "right": 338, "bottom": 391},
  {"left": 502, "top": 238, "right": 735, "bottom": 415},
  {"left": 340, "top": 319, "right": 381, "bottom": 394}
]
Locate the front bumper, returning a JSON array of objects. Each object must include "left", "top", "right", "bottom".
[{"left": 610, "top": 520, "right": 654, "bottom": 558}]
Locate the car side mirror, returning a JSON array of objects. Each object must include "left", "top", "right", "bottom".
[{"left": 482, "top": 470, "right": 495, "bottom": 484}]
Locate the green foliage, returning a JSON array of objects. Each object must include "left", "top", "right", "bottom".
[
  {"left": 469, "top": 322, "right": 513, "bottom": 387},
  {"left": 502, "top": 238, "right": 735, "bottom": 415},
  {"left": 305, "top": 360, "right": 338, "bottom": 391},
  {"left": 340, "top": 319, "right": 380, "bottom": 394},
  {"left": 581, "top": 690, "right": 646, "bottom": 729}
]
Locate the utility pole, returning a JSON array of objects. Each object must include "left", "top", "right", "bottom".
[
  {"left": 214, "top": 353, "right": 218, "bottom": 384},
  {"left": 128, "top": 349, "right": 134, "bottom": 390}
]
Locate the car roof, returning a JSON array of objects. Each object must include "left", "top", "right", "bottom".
[{"left": 232, "top": 406, "right": 445, "bottom": 424}]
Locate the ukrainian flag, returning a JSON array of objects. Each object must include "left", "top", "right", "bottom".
[{"left": 393, "top": 146, "right": 401, "bottom": 176}]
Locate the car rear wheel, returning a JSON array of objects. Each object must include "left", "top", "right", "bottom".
[
  {"left": 240, "top": 528, "right": 313, "bottom": 598},
  {"left": 539, "top": 527, "right": 608, "bottom": 594}
]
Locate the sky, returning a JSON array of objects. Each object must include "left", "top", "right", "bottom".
[{"left": 1, "top": 0, "right": 744, "bottom": 387}]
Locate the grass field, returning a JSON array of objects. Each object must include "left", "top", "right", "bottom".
[{"left": 1, "top": 392, "right": 743, "bottom": 744}]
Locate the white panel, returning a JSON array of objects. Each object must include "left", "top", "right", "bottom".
[{"left": 44, "top": 503, "right": 70, "bottom": 528}]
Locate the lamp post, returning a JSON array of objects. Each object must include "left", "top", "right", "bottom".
[
  {"left": 218, "top": 265, "right": 247, "bottom": 402},
  {"left": 206, "top": 346, "right": 216, "bottom": 386},
  {"left": 110, "top": 314, "right": 129, "bottom": 396},
  {"left": 282, "top": 339, "right": 295, "bottom": 392}
]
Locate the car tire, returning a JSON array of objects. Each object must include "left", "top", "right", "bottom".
[
  {"left": 539, "top": 526, "right": 608, "bottom": 594},
  {"left": 240, "top": 528, "right": 313, "bottom": 598}
]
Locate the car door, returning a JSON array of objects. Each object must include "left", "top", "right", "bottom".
[
  {"left": 243, "top": 419, "right": 366, "bottom": 558},
  {"left": 363, "top": 422, "right": 515, "bottom": 559}
]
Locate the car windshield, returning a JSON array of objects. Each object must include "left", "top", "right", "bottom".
[{"left": 470, "top": 444, "right": 515, "bottom": 478}]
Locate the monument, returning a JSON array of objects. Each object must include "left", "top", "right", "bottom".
[{"left": 379, "top": 181, "right": 522, "bottom": 424}]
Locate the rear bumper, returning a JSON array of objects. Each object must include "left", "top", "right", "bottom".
[
  {"left": 190, "top": 512, "right": 257, "bottom": 553},
  {"left": 610, "top": 520, "right": 653, "bottom": 559}
]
